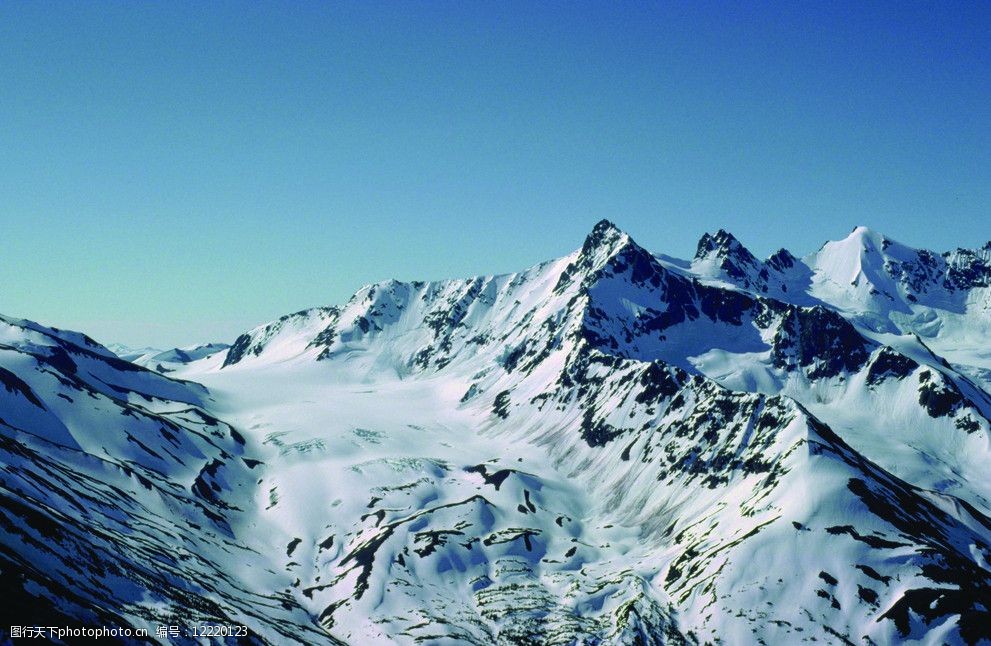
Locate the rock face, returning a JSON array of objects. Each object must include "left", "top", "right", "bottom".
[{"left": 3, "top": 221, "right": 991, "bottom": 644}]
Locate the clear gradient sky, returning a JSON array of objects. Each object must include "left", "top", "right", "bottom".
[{"left": 1, "top": 2, "right": 989, "bottom": 347}]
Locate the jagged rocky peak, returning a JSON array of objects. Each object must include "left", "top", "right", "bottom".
[
  {"left": 766, "top": 247, "right": 797, "bottom": 270},
  {"left": 579, "top": 218, "right": 630, "bottom": 258},
  {"left": 691, "top": 228, "right": 766, "bottom": 290},
  {"left": 555, "top": 219, "right": 669, "bottom": 293},
  {"left": 694, "top": 228, "right": 757, "bottom": 263}
]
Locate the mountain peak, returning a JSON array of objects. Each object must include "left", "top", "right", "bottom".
[
  {"left": 692, "top": 230, "right": 763, "bottom": 287},
  {"left": 554, "top": 219, "right": 668, "bottom": 296},
  {"left": 766, "top": 248, "right": 797, "bottom": 271},
  {"left": 694, "top": 229, "right": 750, "bottom": 260},
  {"left": 832, "top": 226, "right": 920, "bottom": 260},
  {"left": 578, "top": 219, "right": 631, "bottom": 260},
  {"left": 591, "top": 218, "right": 621, "bottom": 235},
  {"left": 842, "top": 225, "right": 887, "bottom": 249},
  {"left": 584, "top": 218, "right": 625, "bottom": 244}
]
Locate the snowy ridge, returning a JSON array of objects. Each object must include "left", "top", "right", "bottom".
[{"left": 3, "top": 220, "right": 991, "bottom": 644}]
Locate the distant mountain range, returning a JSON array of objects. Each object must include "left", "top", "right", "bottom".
[
  {"left": 2, "top": 221, "right": 989, "bottom": 644},
  {"left": 107, "top": 342, "right": 230, "bottom": 373}
]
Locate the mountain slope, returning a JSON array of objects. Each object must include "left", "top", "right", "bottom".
[
  {"left": 0, "top": 315, "right": 327, "bottom": 642},
  {"left": 180, "top": 221, "right": 991, "bottom": 644},
  {"left": 3, "top": 221, "right": 991, "bottom": 644},
  {"left": 215, "top": 222, "right": 991, "bottom": 516}
]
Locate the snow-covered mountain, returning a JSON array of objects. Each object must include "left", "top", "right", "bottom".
[
  {"left": 0, "top": 315, "right": 326, "bottom": 641},
  {"left": 2, "top": 222, "right": 990, "bottom": 644},
  {"left": 687, "top": 226, "right": 991, "bottom": 376},
  {"left": 109, "top": 342, "right": 231, "bottom": 373},
  {"left": 106, "top": 342, "right": 165, "bottom": 362}
]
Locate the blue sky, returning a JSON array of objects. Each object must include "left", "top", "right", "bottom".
[{"left": 1, "top": 2, "right": 988, "bottom": 347}]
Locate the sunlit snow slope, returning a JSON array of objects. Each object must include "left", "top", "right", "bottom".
[{"left": 2, "top": 221, "right": 990, "bottom": 645}]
